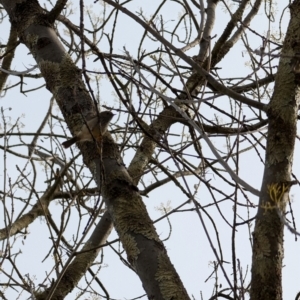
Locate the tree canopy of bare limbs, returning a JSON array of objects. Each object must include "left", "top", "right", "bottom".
[{"left": 0, "top": 0, "right": 299, "bottom": 299}]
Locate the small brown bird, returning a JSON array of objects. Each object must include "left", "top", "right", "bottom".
[{"left": 62, "top": 111, "right": 115, "bottom": 149}]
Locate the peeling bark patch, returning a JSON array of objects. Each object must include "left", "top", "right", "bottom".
[
  {"left": 60, "top": 54, "right": 83, "bottom": 88},
  {"left": 156, "top": 253, "right": 187, "bottom": 299},
  {"left": 39, "top": 60, "right": 61, "bottom": 92},
  {"left": 113, "top": 195, "right": 159, "bottom": 242},
  {"left": 122, "top": 233, "right": 140, "bottom": 265}
]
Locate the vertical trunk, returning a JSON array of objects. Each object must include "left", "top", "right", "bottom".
[{"left": 250, "top": 2, "right": 300, "bottom": 299}]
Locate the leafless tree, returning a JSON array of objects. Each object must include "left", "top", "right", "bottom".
[{"left": 0, "top": 0, "right": 299, "bottom": 300}]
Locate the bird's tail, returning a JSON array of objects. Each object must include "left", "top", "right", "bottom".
[{"left": 62, "top": 137, "right": 78, "bottom": 148}]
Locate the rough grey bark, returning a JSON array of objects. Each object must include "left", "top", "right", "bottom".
[{"left": 250, "top": 2, "right": 300, "bottom": 299}]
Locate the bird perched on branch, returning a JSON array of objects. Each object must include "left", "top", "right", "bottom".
[{"left": 62, "top": 111, "right": 115, "bottom": 149}]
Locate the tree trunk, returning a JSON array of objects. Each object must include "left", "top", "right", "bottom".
[{"left": 250, "top": 1, "right": 300, "bottom": 299}]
